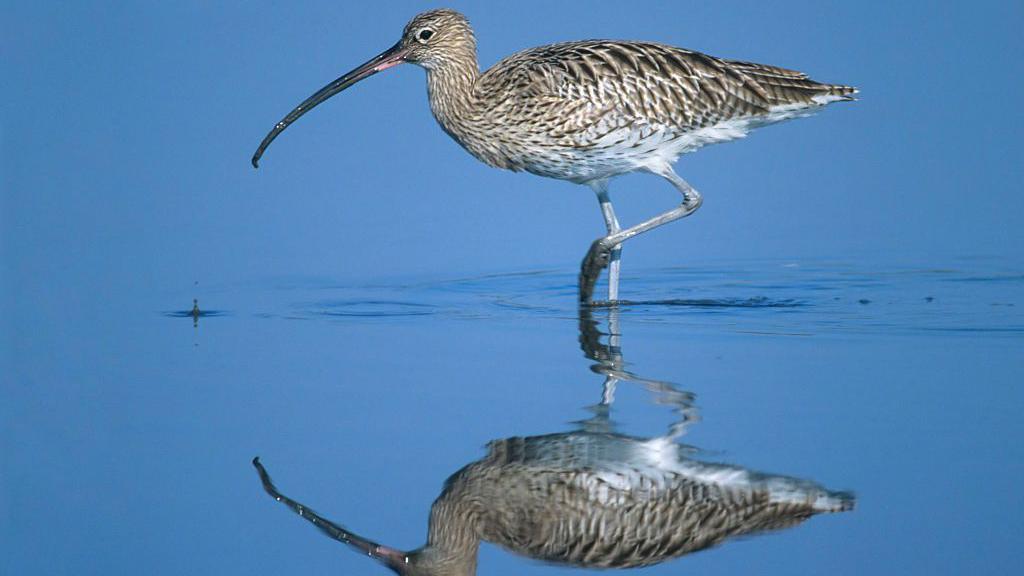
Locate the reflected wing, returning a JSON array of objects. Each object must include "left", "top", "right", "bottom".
[{"left": 438, "top": 434, "right": 853, "bottom": 568}]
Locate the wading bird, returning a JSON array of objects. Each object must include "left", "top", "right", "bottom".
[
  {"left": 252, "top": 9, "right": 855, "bottom": 303},
  {"left": 252, "top": 307, "right": 854, "bottom": 574},
  {"left": 254, "top": 446, "right": 851, "bottom": 575},
  {"left": 253, "top": 393, "right": 852, "bottom": 575}
]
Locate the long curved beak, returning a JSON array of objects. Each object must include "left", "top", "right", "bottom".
[
  {"left": 252, "top": 40, "right": 409, "bottom": 168},
  {"left": 252, "top": 457, "right": 410, "bottom": 571}
]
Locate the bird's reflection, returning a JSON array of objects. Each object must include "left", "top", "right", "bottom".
[
  {"left": 254, "top": 307, "right": 853, "bottom": 575},
  {"left": 577, "top": 304, "right": 699, "bottom": 439}
]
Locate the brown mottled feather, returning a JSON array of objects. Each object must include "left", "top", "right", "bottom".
[
  {"left": 390, "top": 9, "right": 858, "bottom": 184},
  {"left": 477, "top": 41, "right": 854, "bottom": 137},
  {"left": 422, "top": 434, "right": 853, "bottom": 570}
]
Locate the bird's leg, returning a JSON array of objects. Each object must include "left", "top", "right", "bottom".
[
  {"left": 577, "top": 304, "right": 620, "bottom": 433},
  {"left": 595, "top": 185, "right": 623, "bottom": 302},
  {"left": 580, "top": 180, "right": 624, "bottom": 304},
  {"left": 579, "top": 167, "right": 703, "bottom": 304},
  {"left": 598, "top": 306, "right": 622, "bottom": 406}
]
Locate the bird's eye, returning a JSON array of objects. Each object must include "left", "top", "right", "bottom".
[{"left": 418, "top": 29, "right": 434, "bottom": 42}]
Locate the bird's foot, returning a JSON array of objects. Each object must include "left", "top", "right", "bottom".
[{"left": 579, "top": 238, "right": 615, "bottom": 305}]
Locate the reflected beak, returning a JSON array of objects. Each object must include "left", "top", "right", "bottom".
[
  {"left": 251, "top": 457, "right": 412, "bottom": 573},
  {"left": 252, "top": 40, "right": 409, "bottom": 168}
]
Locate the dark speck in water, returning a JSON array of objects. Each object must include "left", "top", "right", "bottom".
[{"left": 163, "top": 301, "right": 227, "bottom": 320}]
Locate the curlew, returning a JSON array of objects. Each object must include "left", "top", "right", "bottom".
[
  {"left": 253, "top": 420, "right": 852, "bottom": 575},
  {"left": 252, "top": 9, "right": 856, "bottom": 303},
  {"left": 252, "top": 309, "right": 854, "bottom": 573}
]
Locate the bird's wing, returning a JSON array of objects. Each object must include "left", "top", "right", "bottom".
[
  {"left": 478, "top": 41, "right": 853, "bottom": 143},
  {"left": 466, "top": 435, "right": 846, "bottom": 568}
]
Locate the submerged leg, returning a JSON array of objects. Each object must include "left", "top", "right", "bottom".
[
  {"left": 251, "top": 458, "right": 407, "bottom": 569},
  {"left": 579, "top": 165, "right": 703, "bottom": 304}
]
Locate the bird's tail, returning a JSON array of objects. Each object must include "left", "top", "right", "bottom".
[
  {"left": 762, "top": 475, "right": 856, "bottom": 513},
  {"left": 811, "top": 488, "right": 856, "bottom": 513},
  {"left": 821, "top": 83, "right": 859, "bottom": 101},
  {"left": 723, "top": 57, "right": 858, "bottom": 104}
]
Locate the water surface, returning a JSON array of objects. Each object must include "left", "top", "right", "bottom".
[{"left": 5, "top": 258, "right": 1023, "bottom": 575}]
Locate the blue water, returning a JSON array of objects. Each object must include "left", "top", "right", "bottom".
[
  {"left": 6, "top": 2, "right": 1023, "bottom": 574},
  {"left": 6, "top": 257, "right": 1022, "bottom": 575},
  {"left": 168, "top": 257, "right": 1023, "bottom": 336}
]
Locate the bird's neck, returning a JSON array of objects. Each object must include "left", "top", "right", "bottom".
[
  {"left": 405, "top": 545, "right": 478, "bottom": 576},
  {"left": 402, "top": 488, "right": 481, "bottom": 576},
  {"left": 425, "top": 52, "right": 480, "bottom": 143}
]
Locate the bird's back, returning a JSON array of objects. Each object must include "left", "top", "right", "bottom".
[
  {"left": 431, "top": 432, "right": 853, "bottom": 569},
  {"left": 469, "top": 40, "right": 855, "bottom": 181}
]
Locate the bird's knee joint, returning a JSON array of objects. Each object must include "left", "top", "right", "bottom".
[{"left": 589, "top": 237, "right": 613, "bottom": 252}]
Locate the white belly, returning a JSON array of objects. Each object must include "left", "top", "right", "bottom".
[{"left": 519, "top": 98, "right": 836, "bottom": 184}]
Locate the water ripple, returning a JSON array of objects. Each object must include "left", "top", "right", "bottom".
[
  {"left": 309, "top": 299, "right": 439, "bottom": 318},
  {"left": 606, "top": 297, "right": 803, "bottom": 309},
  {"left": 170, "top": 258, "right": 1023, "bottom": 337},
  {"left": 163, "top": 309, "right": 228, "bottom": 319}
]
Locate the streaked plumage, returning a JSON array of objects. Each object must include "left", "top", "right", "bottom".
[
  {"left": 436, "top": 37, "right": 854, "bottom": 182},
  {"left": 252, "top": 308, "right": 854, "bottom": 575},
  {"left": 253, "top": 9, "right": 856, "bottom": 302},
  {"left": 254, "top": 428, "right": 852, "bottom": 576},
  {"left": 433, "top": 432, "right": 852, "bottom": 570}
]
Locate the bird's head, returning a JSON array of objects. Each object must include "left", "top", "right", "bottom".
[
  {"left": 251, "top": 9, "right": 475, "bottom": 168},
  {"left": 399, "top": 9, "right": 477, "bottom": 70}
]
